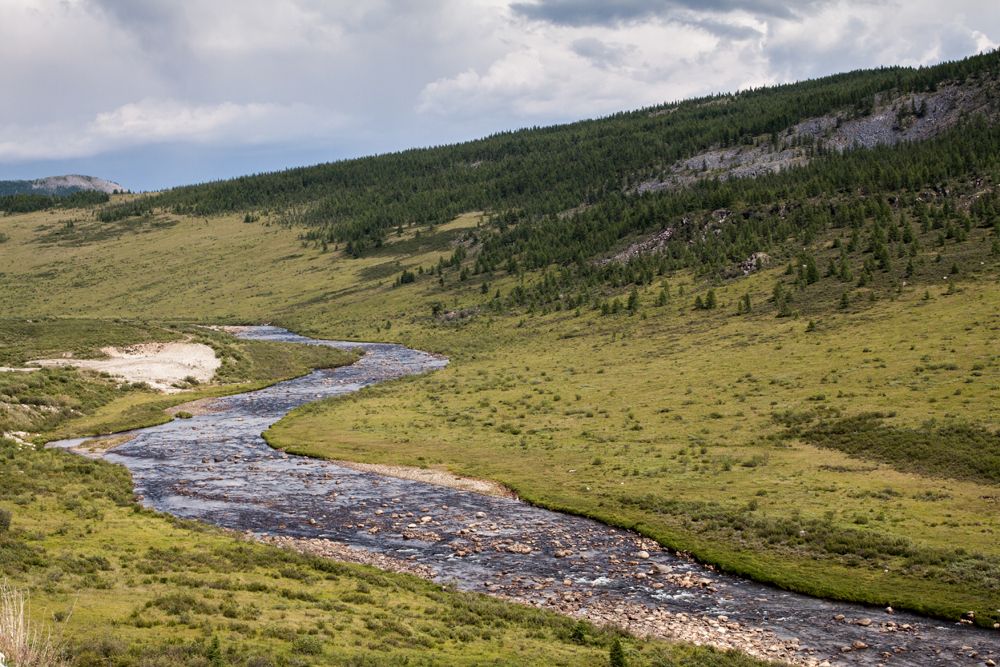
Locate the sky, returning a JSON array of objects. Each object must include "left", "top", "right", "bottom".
[{"left": 1, "top": 0, "right": 998, "bottom": 191}]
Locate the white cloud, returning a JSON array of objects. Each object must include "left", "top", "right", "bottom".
[
  {"left": 419, "top": 0, "right": 1000, "bottom": 125},
  {"left": 91, "top": 100, "right": 343, "bottom": 144},
  {"left": 972, "top": 30, "right": 999, "bottom": 55},
  {"left": 417, "top": 14, "right": 762, "bottom": 121},
  {"left": 0, "top": 100, "right": 342, "bottom": 161}
]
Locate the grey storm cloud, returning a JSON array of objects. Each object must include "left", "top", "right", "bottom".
[
  {"left": 685, "top": 17, "right": 764, "bottom": 40},
  {"left": 88, "top": 0, "right": 179, "bottom": 30},
  {"left": 510, "top": 0, "right": 828, "bottom": 25},
  {"left": 570, "top": 37, "right": 634, "bottom": 67}
]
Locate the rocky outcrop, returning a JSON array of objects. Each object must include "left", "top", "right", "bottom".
[
  {"left": 637, "top": 78, "right": 1000, "bottom": 195},
  {"left": 0, "top": 174, "right": 124, "bottom": 196},
  {"left": 599, "top": 226, "right": 676, "bottom": 265}
]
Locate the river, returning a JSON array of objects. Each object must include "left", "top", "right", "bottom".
[{"left": 50, "top": 326, "right": 1000, "bottom": 666}]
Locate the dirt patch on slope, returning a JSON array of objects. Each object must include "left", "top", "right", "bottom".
[{"left": 30, "top": 342, "right": 220, "bottom": 393}]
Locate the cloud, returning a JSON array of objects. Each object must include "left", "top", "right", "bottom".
[
  {"left": 417, "top": 20, "right": 749, "bottom": 121},
  {"left": 509, "top": 0, "right": 826, "bottom": 26},
  {"left": 91, "top": 100, "right": 342, "bottom": 143},
  {"left": 0, "top": 100, "right": 342, "bottom": 161},
  {"left": 570, "top": 37, "right": 635, "bottom": 68},
  {"left": 423, "top": 0, "right": 1000, "bottom": 126},
  {"left": 764, "top": 1, "right": 1000, "bottom": 80},
  {"left": 682, "top": 16, "right": 765, "bottom": 40}
]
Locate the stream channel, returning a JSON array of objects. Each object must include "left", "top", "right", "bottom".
[{"left": 50, "top": 326, "right": 1000, "bottom": 666}]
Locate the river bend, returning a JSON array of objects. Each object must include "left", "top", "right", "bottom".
[{"left": 51, "top": 327, "right": 1000, "bottom": 666}]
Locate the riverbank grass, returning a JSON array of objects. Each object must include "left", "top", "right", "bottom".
[{"left": 267, "top": 273, "right": 1000, "bottom": 627}]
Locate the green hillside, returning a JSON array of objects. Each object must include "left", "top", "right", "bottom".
[{"left": 98, "top": 51, "right": 1000, "bottom": 260}]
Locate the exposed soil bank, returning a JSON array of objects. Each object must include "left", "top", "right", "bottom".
[{"left": 31, "top": 342, "right": 220, "bottom": 392}]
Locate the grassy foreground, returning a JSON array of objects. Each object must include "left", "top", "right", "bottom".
[{"left": 1, "top": 435, "right": 769, "bottom": 666}]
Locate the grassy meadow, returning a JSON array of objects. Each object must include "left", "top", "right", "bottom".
[
  {"left": 269, "top": 275, "right": 1000, "bottom": 623},
  {"left": 0, "top": 208, "right": 779, "bottom": 665},
  {"left": 0, "top": 193, "right": 998, "bottom": 663}
]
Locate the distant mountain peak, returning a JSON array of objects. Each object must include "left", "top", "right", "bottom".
[
  {"left": 30, "top": 174, "right": 123, "bottom": 194},
  {"left": 0, "top": 174, "right": 125, "bottom": 197}
]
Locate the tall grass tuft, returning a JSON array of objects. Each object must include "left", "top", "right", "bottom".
[{"left": 0, "top": 583, "right": 67, "bottom": 667}]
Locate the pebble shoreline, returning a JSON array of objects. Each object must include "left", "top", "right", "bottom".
[{"left": 257, "top": 533, "right": 818, "bottom": 666}]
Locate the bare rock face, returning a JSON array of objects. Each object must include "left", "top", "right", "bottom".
[
  {"left": 604, "top": 77, "right": 1000, "bottom": 269},
  {"left": 30, "top": 174, "right": 124, "bottom": 194},
  {"left": 599, "top": 226, "right": 676, "bottom": 265},
  {"left": 637, "top": 78, "right": 999, "bottom": 199},
  {"left": 739, "top": 252, "right": 771, "bottom": 275},
  {"left": 0, "top": 174, "right": 125, "bottom": 196}
]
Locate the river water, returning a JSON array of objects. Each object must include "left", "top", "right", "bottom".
[{"left": 50, "top": 326, "right": 1000, "bottom": 666}]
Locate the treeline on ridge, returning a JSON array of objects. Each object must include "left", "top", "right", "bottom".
[
  {"left": 0, "top": 190, "right": 110, "bottom": 215},
  {"left": 95, "top": 51, "right": 1000, "bottom": 258}
]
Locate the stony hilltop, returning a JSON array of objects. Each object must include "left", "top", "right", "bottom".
[{"left": 0, "top": 174, "right": 123, "bottom": 197}]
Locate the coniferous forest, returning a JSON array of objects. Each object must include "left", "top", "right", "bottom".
[{"left": 97, "top": 51, "right": 1000, "bottom": 269}]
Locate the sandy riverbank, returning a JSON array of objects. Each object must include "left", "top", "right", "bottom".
[
  {"left": 330, "top": 460, "right": 516, "bottom": 499},
  {"left": 30, "top": 342, "right": 220, "bottom": 393}
]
